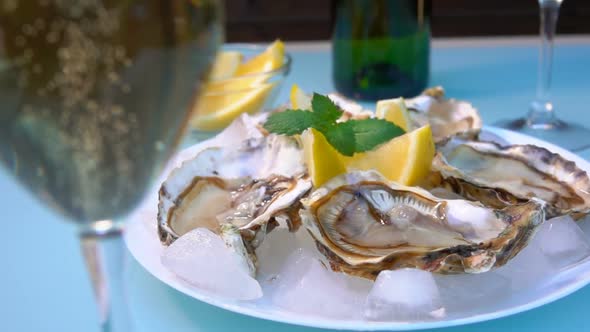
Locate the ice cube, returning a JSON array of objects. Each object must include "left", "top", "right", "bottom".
[
  {"left": 256, "top": 227, "right": 299, "bottom": 279},
  {"left": 533, "top": 215, "right": 590, "bottom": 268},
  {"left": 256, "top": 227, "right": 321, "bottom": 282},
  {"left": 161, "top": 228, "right": 262, "bottom": 300},
  {"left": 344, "top": 273, "right": 374, "bottom": 296},
  {"left": 294, "top": 227, "right": 321, "bottom": 254},
  {"left": 364, "top": 269, "right": 443, "bottom": 321},
  {"left": 270, "top": 248, "right": 369, "bottom": 319},
  {"left": 494, "top": 240, "right": 554, "bottom": 291},
  {"left": 435, "top": 272, "right": 510, "bottom": 313}
]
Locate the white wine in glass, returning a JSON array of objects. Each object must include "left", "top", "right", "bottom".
[
  {"left": 496, "top": 0, "right": 590, "bottom": 151},
  {"left": 0, "top": 1, "right": 223, "bottom": 330}
]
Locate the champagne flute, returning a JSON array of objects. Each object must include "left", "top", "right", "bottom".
[
  {"left": 0, "top": 1, "right": 222, "bottom": 331},
  {"left": 496, "top": 0, "right": 590, "bottom": 151}
]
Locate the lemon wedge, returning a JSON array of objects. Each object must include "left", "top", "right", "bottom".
[
  {"left": 393, "top": 125, "right": 435, "bottom": 185},
  {"left": 208, "top": 51, "right": 243, "bottom": 81},
  {"left": 290, "top": 84, "right": 312, "bottom": 110},
  {"left": 295, "top": 87, "right": 433, "bottom": 187},
  {"left": 206, "top": 40, "right": 285, "bottom": 91},
  {"left": 376, "top": 97, "right": 413, "bottom": 132},
  {"left": 191, "top": 40, "right": 286, "bottom": 131},
  {"left": 302, "top": 125, "right": 435, "bottom": 187},
  {"left": 191, "top": 83, "right": 275, "bottom": 131},
  {"left": 235, "top": 40, "right": 285, "bottom": 76},
  {"left": 302, "top": 123, "right": 435, "bottom": 187},
  {"left": 346, "top": 125, "right": 435, "bottom": 186},
  {"left": 301, "top": 128, "right": 347, "bottom": 187}
]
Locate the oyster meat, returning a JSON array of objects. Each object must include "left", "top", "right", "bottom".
[
  {"left": 300, "top": 171, "right": 545, "bottom": 280},
  {"left": 158, "top": 133, "right": 311, "bottom": 276},
  {"left": 406, "top": 86, "right": 482, "bottom": 142},
  {"left": 432, "top": 136, "right": 590, "bottom": 219}
]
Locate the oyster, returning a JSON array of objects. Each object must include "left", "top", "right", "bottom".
[
  {"left": 300, "top": 171, "right": 545, "bottom": 280},
  {"left": 327, "top": 93, "right": 373, "bottom": 121},
  {"left": 432, "top": 137, "right": 590, "bottom": 218},
  {"left": 158, "top": 134, "right": 311, "bottom": 275},
  {"left": 406, "top": 86, "right": 482, "bottom": 142}
]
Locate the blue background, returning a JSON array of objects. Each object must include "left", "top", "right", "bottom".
[{"left": 1, "top": 39, "right": 590, "bottom": 331}]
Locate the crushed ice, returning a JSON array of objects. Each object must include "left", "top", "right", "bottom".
[
  {"left": 364, "top": 269, "right": 444, "bottom": 321},
  {"left": 160, "top": 214, "right": 590, "bottom": 320},
  {"left": 161, "top": 228, "right": 262, "bottom": 300}
]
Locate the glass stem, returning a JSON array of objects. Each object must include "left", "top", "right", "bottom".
[
  {"left": 80, "top": 221, "right": 133, "bottom": 332},
  {"left": 528, "top": 0, "right": 561, "bottom": 128}
]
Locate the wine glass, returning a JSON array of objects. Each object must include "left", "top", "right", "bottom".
[
  {"left": 0, "top": 1, "right": 222, "bottom": 331},
  {"left": 496, "top": 0, "right": 590, "bottom": 151}
]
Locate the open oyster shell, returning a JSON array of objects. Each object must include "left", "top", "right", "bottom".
[
  {"left": 432, "top": 137, "right": 590, "bottom": 219},
  {"left": 300, "top": 171, "right": 545, "bottom": 280},
  {"left": 406, "top": 86, "right": 483, "bottom": 142},
  {"left": 327, "top": 93, "right": 373, "bottom": 120},
  {"left": 158, "top": 133, "right": 311, "bottom": 276}
]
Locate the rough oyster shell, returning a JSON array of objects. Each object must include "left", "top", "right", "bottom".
[
  {"left": 300, "top": 171, "right": 545, "bottom": 280},
  {"left": 158, "top": 134, "right": 311, "bottom": 275},
  {"left": 432, "top": 137, "right": 590, "bottom": 219},
  {"left": 406, "top": 86, "right": 483, "bottom": 142}
]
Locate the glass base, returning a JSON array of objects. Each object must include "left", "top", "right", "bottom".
[{"left": 495, "top": 117, "right": 590, "bottom": 152}]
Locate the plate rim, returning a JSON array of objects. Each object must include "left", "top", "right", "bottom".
[{"left": 124, "top": 126, "right": 590, "bottom": 331}]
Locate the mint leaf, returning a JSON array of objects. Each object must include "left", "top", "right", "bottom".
[
  {"left": 347, "top": 118, "right": 406, "bottom": 152},
  {"left": 263, "top": 110, "right": 316, "bottom": 135},
  {"left": 263, "top": 93, "right": 408, "bottom": 157},
  {"left": 322, "top": 122, "right": 356, "bottom": 156},
  {"left": 311, "top": 93, "right": 341, "bottom": 124}
]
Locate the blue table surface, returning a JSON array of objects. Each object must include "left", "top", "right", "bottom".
[{"left": 2, "top": 39, "right": 590, "bottom": 332}]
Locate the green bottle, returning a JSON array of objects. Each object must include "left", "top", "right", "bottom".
[{"left": 332, "top": 0, "right": 430, "bottom": 100}]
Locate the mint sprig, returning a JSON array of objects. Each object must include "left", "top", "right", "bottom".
[
  {"left": 263, "top": 93, "right": 405, "bottom": 156},
  {"left": 262, "top": 109, "right": 315, "bottom": 135},
  {"left": 310, "top": 93, "right": 342, "bottom": 124}
]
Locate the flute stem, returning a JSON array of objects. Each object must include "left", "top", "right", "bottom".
[
  {"left": 527, "top": 0, "right": 562, "bottom": 129},
  {"left": 80, "top": 220, "right": 133, "bottom": 332}
]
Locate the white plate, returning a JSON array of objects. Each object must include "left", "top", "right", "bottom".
[{"left": 124, "top": 126, "right": 590, "bottom": 331}]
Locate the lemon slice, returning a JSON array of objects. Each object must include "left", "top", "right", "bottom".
[
  {"left": 235, "top": 40, "right": 285, "bottom": 76},
  {"left": 191, "top": 83, "right": 275, "bottom": 131},
  {"left": 346, "top": 125, "right": 435, "bottom": 185},
  {"left": 191, "top": 40, "right": 286, "bottom": 131},
  {"left": 205, "top": 73, "right": 274, "bottom": 92},
  {"left": 301, "top": 128, "right": 347, "bottom": 187},
  {"left": 290, "top": 84, "right": 312, "bottom": 110},
  {"left": 208, "top": 51, "right": 243, "bottom": 81},
  {"left": 376, "top": 97, "right": 413, "bottom": 132},
  {"left": 206, "top": 40, "right": 283, "bottom": 91}
]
